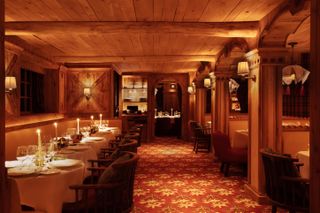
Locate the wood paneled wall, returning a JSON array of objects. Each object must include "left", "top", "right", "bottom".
[{"left": 66, "top": 68, "right": 114, "bottom": 117}]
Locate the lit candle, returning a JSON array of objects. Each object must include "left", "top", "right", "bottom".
[
  {"left": 53, "top": 122, "right": 58, "bottom": 139},
  {"left": 90, "top": 115, "right": 94, "bottom": 123},
  {"left": 36, "top": 129, "right": 41, "bottom": 147},
  {"left": 99, "top": 114, "right": 102, "bottom": 127},
  {"left": 76, "top": 118, "right": 80, "bottom": 134},
  {"left": 171, "top": 108, "right": 173, "bottom": 116}
]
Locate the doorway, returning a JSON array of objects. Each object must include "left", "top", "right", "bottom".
[{"left": 154, "top": 80, "right": 182, "bottom": 137}]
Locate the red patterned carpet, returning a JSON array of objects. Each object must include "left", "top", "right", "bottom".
[{"left": 133, "top": 137, "right": 272, "bottom": 213}]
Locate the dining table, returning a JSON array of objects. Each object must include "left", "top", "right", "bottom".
[
  {"left": 58, "top": 145, "right": 96, "bottom": 176},
  {"left": 296, "top": 150, "right": 310, "bottom": 179},
  {"left": 231, "top": 129, "right": 249, "bottom": 148},
  {"left": 7, "top": 160, "right": 85, "bottom": 213}
]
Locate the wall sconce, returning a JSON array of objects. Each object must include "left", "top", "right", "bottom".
[
  {"left": 5, "top": 76, "right": 17, "bottom": 94},
  {"left": 83, "top": 87, "right": 91, "bottom": 100},
  {"left": 203, "top": 72, "right": 216, "bottom": 89},
  {"left": 204, "top": 77, "right": 211, "bottom": 89},
  {"left": 237, "top": 61, "right": 256, "bottom": 81},
  {"left": 188, "top": 82, "right": 196, "bottom": 94}
]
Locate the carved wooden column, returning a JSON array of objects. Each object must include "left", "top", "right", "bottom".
[
  {"left": 244, "top": 48, "right": 286, "bottom": 202},
  {"left": 214, "top": 68, "right": 232, "bottom": 134},
  {"left": 310, "top": 0, "right": 320, "bottom": 210}
]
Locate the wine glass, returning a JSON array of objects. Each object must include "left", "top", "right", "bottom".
[
  {"left": 27, "top": 145, "right": 38, "bottom": 165},
  {"left": 46, "top": 142, "right": 57, "bottom": 161},
  {"left": 16, "top": 146, "right": 28, "bottom": 167}
]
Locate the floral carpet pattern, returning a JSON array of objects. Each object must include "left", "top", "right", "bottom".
[{"left": 133, "top": 137, "right": 272, "bottom": 213}]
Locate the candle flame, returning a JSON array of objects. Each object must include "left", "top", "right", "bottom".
[
  {"left": 77, "top": 118, "right": 80, "bottom": 121},
  {"left": 53, "top": 122, "right": 57, "bottom": 127},
  {"left": 36, "top": 129, "right": 41, "bottom": 133},
  {"left": 91, "top": 115, "right": 94, "bottom": 119}
]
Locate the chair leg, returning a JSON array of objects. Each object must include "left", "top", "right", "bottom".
[
  {"left": 224, "top": 163, "right": 230, "bottom": 177},
  {"left": 220, "top": 163, "right": 225, "bottom": 173},
  {"left": 271, "top": 206, "right": 277, "bottom": 213}
]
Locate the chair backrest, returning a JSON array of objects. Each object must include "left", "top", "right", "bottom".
[
  {"left": 211, "top": 132, "right": 231, "bottom": 159},
  {"left": 260, "top": 150, "right": 309, "bottom": 211},
  {"left": 97, "top": 151, "right": 139, "bottom": 212},
  {"left": 119, "top": 139, "right": 138, "bottom": 153}
]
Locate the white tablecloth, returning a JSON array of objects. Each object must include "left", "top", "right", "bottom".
[
  {"left": 232, "top": 130, "right": 249, "bottom": 148},
  {"left": 297, "top": 150, "right": 309, "bottom": 179},
  {"left": 80, "top": 137, "right": 108, "bottom": 154},
  {"left": 13, "top": 163, "right": 85, "bottom": 213},
  {"left": 59, "top": 146, "right": 97, "bottom": 176}
]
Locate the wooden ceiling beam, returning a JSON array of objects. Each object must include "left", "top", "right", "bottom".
[
  {"left": 122, "top": 68, "right": 196, "bottom": 73},
  {"left": 5, "top": 21, "right": 259, "bottom": 38},
  {"left": 54, "top": 55, "right": 216, "bottom": 63}
]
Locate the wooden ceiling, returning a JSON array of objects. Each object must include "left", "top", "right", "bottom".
[{"left": 4, "top": 0, "right": 286, "bottom": 73}]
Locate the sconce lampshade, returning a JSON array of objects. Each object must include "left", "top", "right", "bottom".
[
  {"left": 204, "top": 78, "right": 211, "bottom": 88},
  {"left": 5, "top": 76, "right": 17, "bottom": 90},
  {"left": 84, "top": 87, "right": 91, "bottom": 98},
  {"left": 237, "top": 61, "right": 250, "bottom": 76}
]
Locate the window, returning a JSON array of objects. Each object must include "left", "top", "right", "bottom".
[{"left": 20, "top": 68, "right": 44, "bottom": 114}]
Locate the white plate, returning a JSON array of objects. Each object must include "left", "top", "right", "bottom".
[
  {"left": 49, "top": 159, "right": 81, "bottom": 168},
  {"left": 87, "top": 137, "right": 104, "bottom": 141},
  {"left": 8, "top": 166, "right": 38, "bottom": 176}
]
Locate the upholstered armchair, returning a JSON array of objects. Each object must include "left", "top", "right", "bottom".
[
  {"left": 211, "top": 131, "right": 247, "bottom": 176},
  {"left": 261, "top": 150, "right": 309, "bottom": 213},
  {"left": 63, "top": 151, "right": 139, "bottom": 213},
  {"left": 99, "top": 139, "right": 138, "bottom": 159}
]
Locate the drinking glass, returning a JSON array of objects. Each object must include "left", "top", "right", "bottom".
[
  {"left": 16, "top": 146, "right": 28, "bottom": 167},
  {"left": 27, "top": 145, "right": 38, "bottom": 164}
]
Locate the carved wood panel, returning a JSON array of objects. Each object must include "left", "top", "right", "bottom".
[{"left": 66, "top": 69, "right": 112, "bottom": 116}]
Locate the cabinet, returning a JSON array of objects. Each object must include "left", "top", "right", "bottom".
[{"left": 122, "top": 76, "right": 148, "bottom": 113}]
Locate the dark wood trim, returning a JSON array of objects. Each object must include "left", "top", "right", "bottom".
[
  {"left": 310, "top": 0, "right": 320, "bottom": 211},
  {"left": 0, "top": 1, "right": 8, "bottom": 212}
]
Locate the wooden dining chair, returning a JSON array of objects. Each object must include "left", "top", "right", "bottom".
[
  {"left": 193, "top": 126, "right": 211, "bottom": 153},
  {"left": 62, "top": 151, "right": 139, "bottom": 213},
  {"left": 261, "top": 150, "right": 309, "bottom": 213}
]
